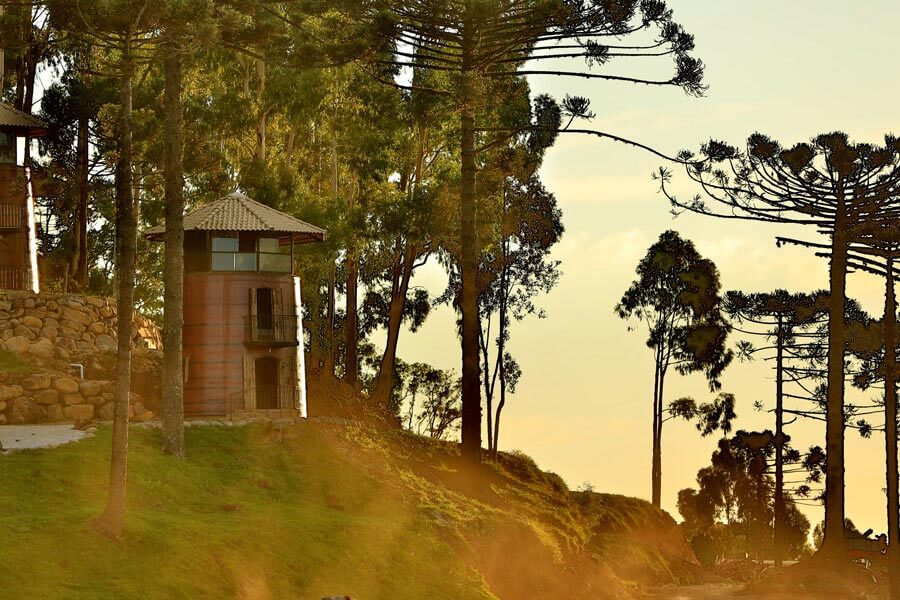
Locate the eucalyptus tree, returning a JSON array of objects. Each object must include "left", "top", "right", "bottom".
[
  {"left": 616, "top": 230, "right": 733, "bottom": 507},
  {"left": 678, "top": 432, "right": 812, "bottom": 564},
  {"left": 479, "top": 176, "right": 561, "bottom": 458},
  {"left": 365, "top": 74, "right": 452, "bottom": 404},
  {"left": 658, "top": 132, "right": 900, "bottom": 557},
  {"left": 371, "top": 0, "right": 706, "bottom": 463},
  {"left": 0, "top": 1, "right": 58, "bottom": 115}
]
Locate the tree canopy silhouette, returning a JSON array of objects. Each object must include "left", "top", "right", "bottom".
[
  {"left": 617, "top": 230, "right": 732, "bottom": 507},
  {"left": 658, "top": 131, "right": 900, "bottom": 558}
]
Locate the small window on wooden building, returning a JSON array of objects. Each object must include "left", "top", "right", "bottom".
[
  {"left": 0, "top": 132, "right": 15, "bottom": 164},
  {"left": 259, "top": 237, "right": 291, "bottom": 273}
]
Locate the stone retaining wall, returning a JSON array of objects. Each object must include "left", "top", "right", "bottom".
[
  {"left": 0, "top": 290, "right": 161, "bottom": 361},
  {"left": 0, "top": 372, "right": 153, "bottom": 425},
  {"left": 0, "top": 291, "right": 162, "bottom": 425}
]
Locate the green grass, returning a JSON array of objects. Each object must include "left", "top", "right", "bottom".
[
  {"left": 0, "top": 421, "right": 697, "bottom": 599},
  {"left": 0, "top": 349, "right": 32, "bottom": 375},
  {"left": 0, "top": 424, "right": 492, "bottom": 600}
]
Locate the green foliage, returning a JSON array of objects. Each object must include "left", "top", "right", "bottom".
[
  {"left": 394, "top": 361, "right": 462, "bottom": 440},
  {"left": 668, "top": 392, "right": 737, "bottom": 437},
  {"left": 617, "top": 230, "right": 732, "bottom": 390},
  {"left": 677, "top": 434, "right": 811, "bottom": 563}
]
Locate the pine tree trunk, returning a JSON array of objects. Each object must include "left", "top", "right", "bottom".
[
  {"left": 344, "top": 251, "right": 358, "bottom": 386},
  {"left": 821, "top": 201, "right": 849, "bottom": 559},
  {"left": 161, "top": 43, "right": 185, "bottom": 458},
  {"left": 74, "top": 112, "right": 90, "bottom": 288},
  {"left": 459, "top": 16, "right": 481, "bottom": 465},
  {"left": 94, "top": 40, "right": 135, "bottom": 540},
  {"left": 883, "top": 257, "right": 899, "bottom": 598},
  {"left": 774, "top": 316, "right": 785, "bottom": 568}
]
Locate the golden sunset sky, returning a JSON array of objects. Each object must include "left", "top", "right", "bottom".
[{"left": 401, "top": 1, "right": 900, "bottom": 533}]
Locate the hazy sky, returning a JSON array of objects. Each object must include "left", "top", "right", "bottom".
[{"left": 400, "top": 1, "right": 900, "bottom": 533}]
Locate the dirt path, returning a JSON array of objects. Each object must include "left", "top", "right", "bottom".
[
  {"left": 643, "top": 584, "right": 745, "bottom": 599},
  {"left": 642, "top": 584, "right": 818, "bottom": 600}
]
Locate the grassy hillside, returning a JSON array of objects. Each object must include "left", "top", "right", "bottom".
[{"left": 0, "top": 420, "right": 700, "bottom": 599}]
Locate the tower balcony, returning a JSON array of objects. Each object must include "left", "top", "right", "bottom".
[{"left": 244, "top": 314, "right": 300, "bottom": 347}]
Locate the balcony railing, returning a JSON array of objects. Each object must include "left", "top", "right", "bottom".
[
  {"left": 0, "top": 268, "right": 31, "bottom": 291},
  {"left": 0, "top": 204, "right": 25, "bottom": 230},
  {"left": 244, "top": 314, "right": 299, "bottom": 346},
  {"left": 228, "top": 386, "right": 300, "bottom": 413}
]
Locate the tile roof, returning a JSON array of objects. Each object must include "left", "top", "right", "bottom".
[
  {"left": 145, "top": 192, "right": 326, "bottom": 243},
  {"left": 0, "top": 103, "right": 47, "bottom": 135}
]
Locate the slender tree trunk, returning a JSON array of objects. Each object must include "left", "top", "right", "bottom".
[
  {"left": 344, "top": 251, "right": 359, "bottom": 386},
  {"left": 481, "top": 324, "right": 493, "bottom": 454},
  {"left": 407, "top": 388, "right": 417, "bottom": 430},
  {"left": 302, "top": 276, "right": 322, "bottom": 370},
  {"left": 94, "top": 40, "right": 135, "bottom": 540},
  {"left": 883, "top": 256, "right": 899, "bottom": 598},
  {"left": 821, "top": 200, "right": 849, "bottom": 559},
  {"left": 774, "top": 316, "right": 785, "bottom": 568},
  {"left": 256, "top": 58, "right": 267, "bottom": 162},
  {"left": 0, "top": 5, "right": 4, "bottom": 87},
  {"left": 161, "top": 43, "right": 185, "bottom": 458},
  {"left": 73, "top": 112, "right": 90, "bottom": 288},
  {"left": 492, "top": 240, "right": 510, "bottom": 460},
  {"left": 323, "top": 261, "right": 336, "bottom": 378},
  {"left": 371, "top": 246, "right": 415, "bottom": 403},
  {"left": 650, "top": 348, "right": 662, "bottom": 508},
  {"left": 459, "top": 15, "right": 481, "bottom": 465},
  {"left": 654, "top": 363, "right": 665, "bottom": 509}
]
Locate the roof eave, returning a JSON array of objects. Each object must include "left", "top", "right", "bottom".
[
  {"left": 1, "top": 125, "right": 49, "bottom": 137},
  {"left": 144, "top": 229, "right": 327, "bottom": 243}
]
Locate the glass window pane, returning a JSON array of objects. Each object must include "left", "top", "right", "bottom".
[
  {"left": 212, "top": 237, "right": 238, "bottom": 252},
  {"left": 235, "top": 253, "right": 257, "bottom": 271},
  {"left": 260, "top": 253, "right": 291, "bottom": 273},
  {"left": 259, "top": 238, "right": 280, "bottom": 253},
  {"left": 211, "top": 253, "right": 235, "bottom": 271}
]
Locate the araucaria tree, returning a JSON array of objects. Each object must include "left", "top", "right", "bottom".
[
  {"left": 47, "top": 0, "right": 161, "bottom": 538},
  {"left": 658, "top": 132, "right": 900, "bottom": 557},
  {"left": 616, "top": 230, "right": 732, "bottom": 507},
  {"left": 375, "top": 0, "right": 706, "bottom": 463},
  {"left": 723, "top": 289, "right": 826, "bottom": 567},
  {"left": 836, "top": 220, "right": 900, "bottom": 594}
]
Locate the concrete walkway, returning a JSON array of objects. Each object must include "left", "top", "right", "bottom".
[{"left": 0, "top": 424, "right": 93, "bottom": 452}]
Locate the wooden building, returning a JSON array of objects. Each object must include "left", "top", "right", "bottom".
[
  {"left": 0, "top": 104, "right": 46, "bottom": 292},
  {"left": 145, "top": 192, "right": 326, "bottom": 419}
]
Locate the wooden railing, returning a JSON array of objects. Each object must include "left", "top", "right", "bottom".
[
  {"left": 0, "top": 204, "right": 25, "bottom": 230},
  {"left": 0, "top": 268, "right": 31, "bottom": 291},
  {"left": 244, "top": 314, "right": 299, "bottom": 346}
]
